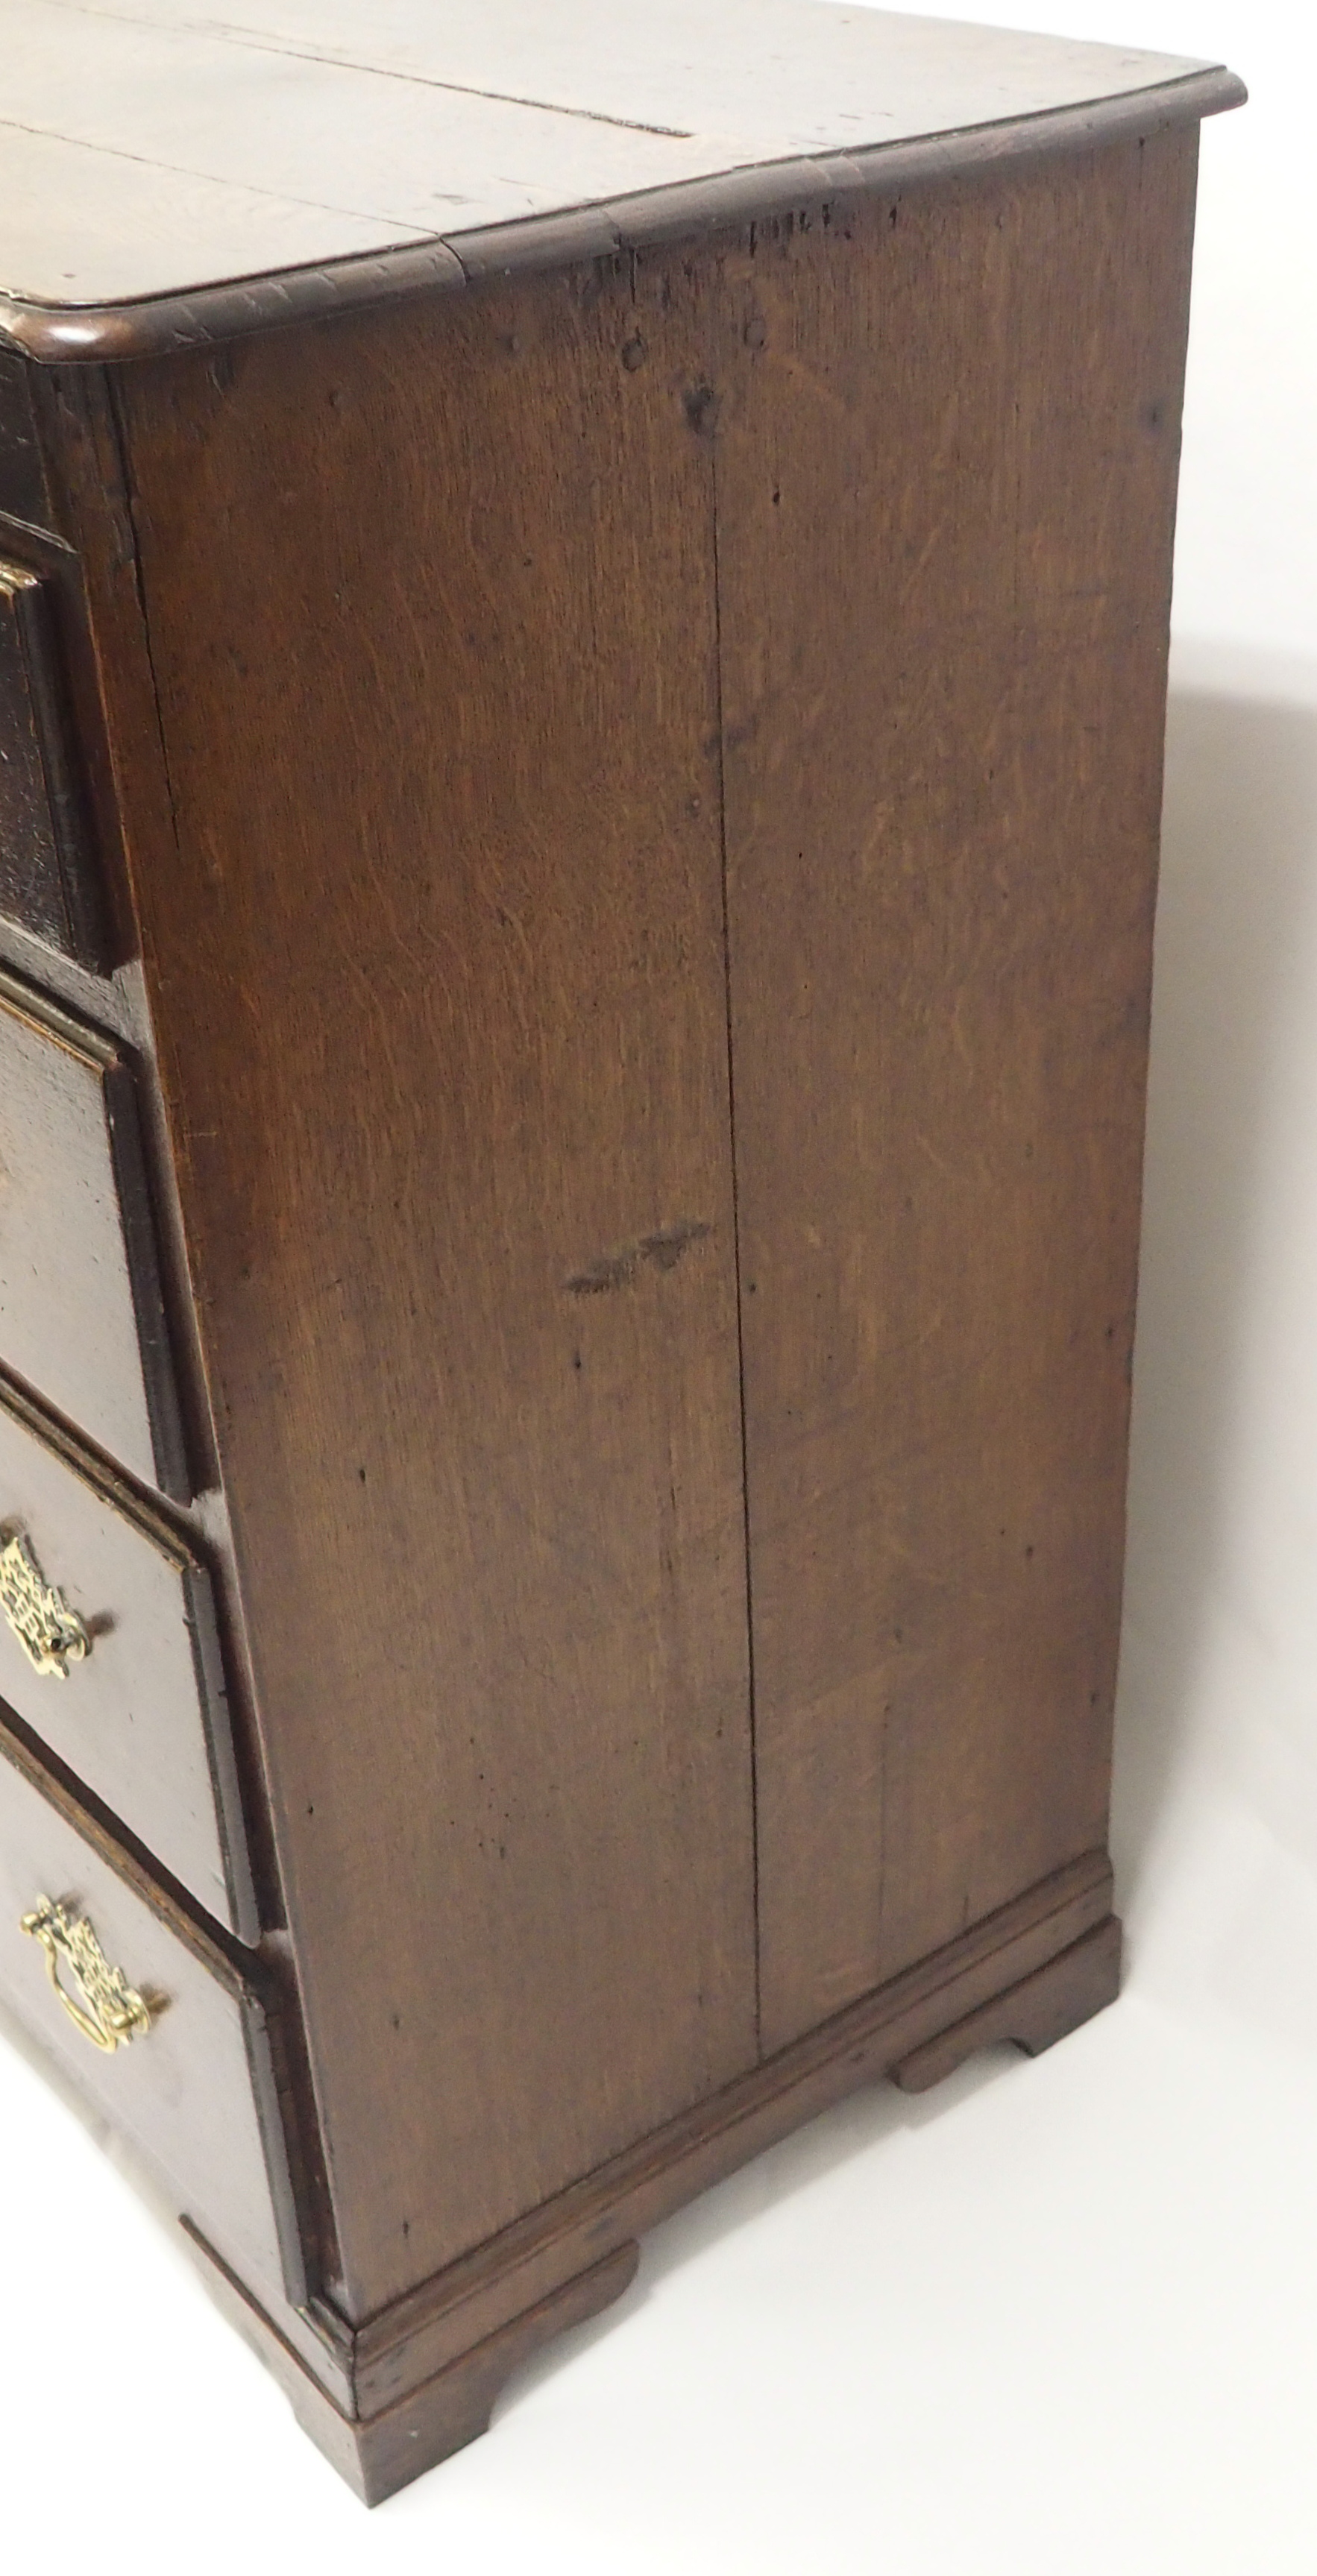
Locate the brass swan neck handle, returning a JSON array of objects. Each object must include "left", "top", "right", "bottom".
[
  {"left": 0, "top": 1528, "right": 90, "bottom": 1678},
  {"left": 20, "top": 1897, "right": 157, "bottom": 2053}
]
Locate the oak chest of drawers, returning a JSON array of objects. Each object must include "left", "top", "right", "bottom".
[{"left": 0, "top": 0, "right": 1242, "bottom": 2504}]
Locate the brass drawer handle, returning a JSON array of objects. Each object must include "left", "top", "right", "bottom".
[
  {"left": 20, "top": 1895, "right": 157, "bottom": 2053},
  {"left": 0, "top": 1528, "right": 91, "bottom": 1678}
]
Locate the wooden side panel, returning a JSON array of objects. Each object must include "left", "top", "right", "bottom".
[
  {"left": 717, "top": 135, "right": 1198, "bottom": 2049},
  {"left": 112, "top": 256, "right": 756, "bottom": 2317}
]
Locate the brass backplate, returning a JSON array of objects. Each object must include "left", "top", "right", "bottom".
[{"left": 0, "top": 1528, "right": 90, "bottom": 1678}]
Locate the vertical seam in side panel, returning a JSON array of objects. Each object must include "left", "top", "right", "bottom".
[{"left": 709, "top": 421, "right": 761, "bottom": 2062}]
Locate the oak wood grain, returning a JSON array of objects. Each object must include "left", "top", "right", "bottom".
[
  {"left": 714, "top": 133, "right": 1198, "bottom": 2050},
  {"left": 890, "top": 1912, "right": 1122, "bottom": 2093},
  {"left": 0, "top": 72, "right": 1245, "bottom": 369},
  {"left": 113, "top": 249, "right": 757, "bottom": 2319},
  {"left": 0, "top": 70, "right": 1233, "bottom": 2504},
  {"left": 81, "top": 1847, "right": 1113, "bottom": 2444},
  {"left": 343, "top": 1850, "right": 1113, "bottom": 2416},
  {"left": 11, "top": 373, "right": 311, "bottom": 1959},
  {"left": 0, "top": 0, "right": 1230, "bottom": 319}
]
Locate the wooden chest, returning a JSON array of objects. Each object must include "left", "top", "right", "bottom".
[{"left": 0, "top": 0, "right": 1242, "bottom": 2504}]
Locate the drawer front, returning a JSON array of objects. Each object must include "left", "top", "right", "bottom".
[
  {"left": 0, "top": 553, "right": 104, "bottom": 967},
  {"left": 0, "top": 1382, "right": 255, "bottom": 1940},
  {"left": 0, "top": 966, "right": 189, "bottom": 1499},
  {"left": 0, "top": 1728, "right": 303, "bottom": 2314}
]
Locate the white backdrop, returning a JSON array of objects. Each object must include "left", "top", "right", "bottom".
[{"left": 3, "top": 7, "right": 1314, "bottom": 2568}]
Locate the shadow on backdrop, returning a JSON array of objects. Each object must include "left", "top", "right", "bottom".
[
  {"left": 503, "top": 683, "right": 1317, "bottom": 2434},
  {"left": 459, "top": 671, "right": 1317, "bottom": 2456},
  {"left": 1113, "top": 677, "right": 1317, "bottom": 1897},
  {"left": 501, "top": 675, "right": 1317, "bottom": 2440}
]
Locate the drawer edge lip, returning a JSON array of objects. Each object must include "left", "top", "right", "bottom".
[
  {"left": 101, "top": 1056, "right": 193, "bottom": 1505},
  {"left": 0, "top": 1715, "right": 308, "bottom": 2308},
  {"left": 0, "top": 1370, "right": 257, "bottom": 1941},
  {"left": 0, "top": 66, "right": 1245, "bottom": 367},
  {"left": 333, "top": 1848, "right": 1116, "bottom": 2407},
  {"left": 0, "top": 951, "right": 122, "bottom": 1066},
  {"left": 182, "top": 1562, "right": 261, "bottom": 1947},
  {"left": 241, "top": 2000, "right": 311, "bottom": 2311},
  {"left": 0, "top": 958, "right": 193, "bottom": 1502},
  {"left": 0, "top": 1360, "right": 196, "bottom": 1565},
  {"left": 0, "top": 1707, "right": 251, "bottom": 1988}
]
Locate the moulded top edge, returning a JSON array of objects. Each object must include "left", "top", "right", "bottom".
[{"left": 0, "top": 46, "right": 1245, "bottom": 365}]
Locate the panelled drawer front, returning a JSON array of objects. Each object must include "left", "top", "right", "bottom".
[
  {"left": 0, "top": 1381, "right": 256, "bottom": 1940},
  {"left": 0, "top": 966, "right": 189, "bottom": 1499},
  {"left": 0, "top": 552, "right": 104, "bottom": 968},
  {"left": 0, "top": 1727, "right": 303, "bottom": 2315}
]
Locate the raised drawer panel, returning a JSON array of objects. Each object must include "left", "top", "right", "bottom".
[
  {"left": 0, "top": 1382, "right": 254, "bottom": 1939},
  {"left": 0, "top": 553, "right": 104, "bottom": 967},
  {"left": 0, "top": 966, "right": 189, "bottom": 1498},
  {"left": 0, "top": 1726, "right": 302, "bottom": 2314}
]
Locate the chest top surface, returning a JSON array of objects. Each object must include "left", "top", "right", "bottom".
[{"left": 0, "top": 0, "right": 1239, "bottom": 343}]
